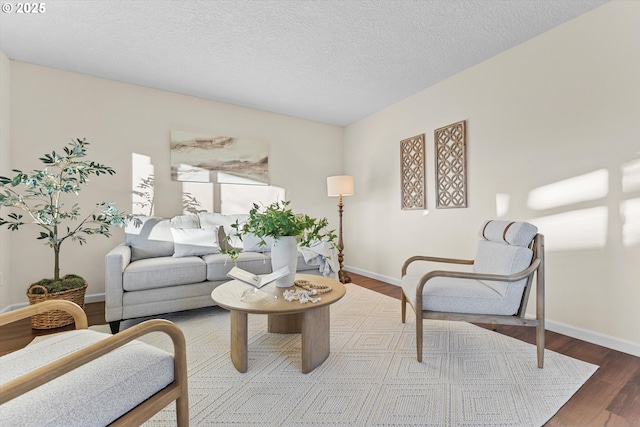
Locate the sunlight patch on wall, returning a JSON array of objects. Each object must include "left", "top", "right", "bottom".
[
  {"left": 131, "top": 153, "right": 155, "bottom": 216},
  {"left": 496, "top": 193, "right": 510, "bottom": 217},
  {"left": 622, "top": 198, "right": 640, "bottom": 247},
  {"left": 527, "top": 169, "right": 608, "bottom": 210},
  {"left": 530, "top": 207, "right": 608, "bottom": 251},
  {"left": 622, "top": 158, "right": 640, "bottom": 193},
  {"left": 182, "top": 182, "right": 214, "bottom": 215},
  {"left": 174, "top": 164, "right": 209, "bottom": 182},
  {"left": 220, "top": 184, "right": 285, "bottom": 214}
]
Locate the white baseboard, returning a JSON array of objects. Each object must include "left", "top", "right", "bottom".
[
  {"left": 86, "top": 293, "right": 106, "bottom": 303},
  {"left": 345, "top": 265, "right": 640, "bottom": 358},
  {"left": 544, "top": 319, "right": 640, "bottom": 358},
  {"left": 0, "top": 293, "right": 106, "bottom": 314},
  {"left": 344, "top": 265, "right": 400, "bottom": 286}
]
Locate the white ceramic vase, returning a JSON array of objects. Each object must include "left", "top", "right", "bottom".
[{"left": 270, "top": 236, "right": 298, "bottom": 288}]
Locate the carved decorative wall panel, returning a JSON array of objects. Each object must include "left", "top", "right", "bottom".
[
  {"left": 400, "top": 134, "right": 426, "bottom": 210},
  {"left": 434, "top": 121, "right": 467, "bottom": 208}
]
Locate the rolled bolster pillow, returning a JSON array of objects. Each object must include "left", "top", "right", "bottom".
[{"left": 479, "top": 220, "right": 538, "bottom": 247}]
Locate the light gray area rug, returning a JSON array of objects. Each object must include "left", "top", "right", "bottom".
[{"left": 95, "top": 284, "right": 597, "bottom": 426}]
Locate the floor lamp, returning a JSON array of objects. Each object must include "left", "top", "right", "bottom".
[{"left": 327, "top": 175, "right": 354, "bottom": 284}]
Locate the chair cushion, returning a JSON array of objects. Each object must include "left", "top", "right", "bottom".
[
  {"left": 123, "top": 256, "right": 206, "bottom": 291},
  {"left": 401, "top": 274, "right": 524, "bottom": 316},
  {"left": 473, "top": 241, "right": 533, "bottom": 296},
  {"left": 0, "top": 329, "right": 174, "bottom": 427}
]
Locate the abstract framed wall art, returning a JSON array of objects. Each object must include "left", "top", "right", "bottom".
[
  {"left": 400, "top": 133, "right": 426, "bottom": 210},
  {"left": 434, "top": 120, "right": 467, "bottom": 208},
  {"left": 170, "top": 130, "right": 268, "bottom": 185}
]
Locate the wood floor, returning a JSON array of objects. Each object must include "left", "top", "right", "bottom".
[{"left": 2, "top": 272, "right": 639, "bottom": 426}]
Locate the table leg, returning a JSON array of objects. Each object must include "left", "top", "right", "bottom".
[
  {"left": 268, "top": 313, "right": 302, "bottom": 333},
  {"left": 230, "top": 309, "right": 248, "bottom": 373},
  {"left": 301, "top": 305, "right": 330, "bottom": 374}
]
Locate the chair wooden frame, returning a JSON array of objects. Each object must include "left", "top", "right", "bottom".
[
  {"left": 0, "top": 300, "right": 189, "bottom": 426},
  {"left": 401, "top": 234, "right": 545, "bottom": 368}
]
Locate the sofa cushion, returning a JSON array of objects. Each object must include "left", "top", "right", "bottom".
[
  {"left": 171, "top": 227, "right": 220, "bottom": 257},
  {"left": 125, "top": 215, "right": 200, "bottom": 261},
  {"left": 198, "top": 212, "right": 249, "bottom": 250},
  {"left": 0, "top": 329, "right": 174, "bottom": 427},
  {"left": 123, "top": 256, "right": 206, "bottom": 291},
  {"left": 202, "top": 252, "right": 272, "bottom": 281}
]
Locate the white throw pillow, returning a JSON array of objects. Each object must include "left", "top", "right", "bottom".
[
  {"left": 170, "top": 227, "right": 220, "bottom": 257},
  {"left": 197, "top": 213, "right": 249, "bottom": 249},
  {"left": 243, "top": 233, "right": 273, "bottom": 253}
]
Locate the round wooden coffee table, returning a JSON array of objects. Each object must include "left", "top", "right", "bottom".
[{"left": 211, "top": 274, "right": 345, "bottom": 374}]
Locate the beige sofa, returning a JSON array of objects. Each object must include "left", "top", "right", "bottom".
[{"left": 105, "top": 213, "right": 333, "bottom": 333}]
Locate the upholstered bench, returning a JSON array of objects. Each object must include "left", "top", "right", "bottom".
[{"left": 0, "top": 300, "right": 188, "bottom": 426}]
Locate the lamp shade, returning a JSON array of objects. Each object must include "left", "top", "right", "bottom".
[{"left": 327, "top": 175, "right": 354, "bottom": 197}]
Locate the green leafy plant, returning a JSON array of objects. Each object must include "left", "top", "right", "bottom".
[
  {"left": 0, "top": 138, "right": 128, "bottom": 289},
  {"left": 223, "top": 200, "right": 336, "bottom": 260}
]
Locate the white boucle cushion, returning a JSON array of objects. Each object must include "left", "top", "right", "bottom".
[
  {"left": 473, "top": 241, "right": 533, "bottom": 296},
  {"left": 198, "top": 212, "right": 249, "bottom": 249},
  {"left": 401, "top": 274, "right": 525, "bottom": 316},
  {"left": 171, "top": 227, "right": 220, "bottom": 257},
  {"left": 479, "top": 220, "right": 537, "bottom": 247},
  {"left": 0, "top": 329, "right": 174, "bottom": 427},
  {"left": 125, "top": 214, "right": 200, "bottom": 261}
]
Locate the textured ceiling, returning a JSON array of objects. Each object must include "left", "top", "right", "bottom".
[{"left": 0, "top": 0, "right": 608, "bottom": 126}]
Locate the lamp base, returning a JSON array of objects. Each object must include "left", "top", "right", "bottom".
[{"left": 338, "top": 269, "right": 352, "bottom": 284}]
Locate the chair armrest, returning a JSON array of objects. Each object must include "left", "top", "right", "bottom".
[
  {"left": 0, "top": 319, "right": 186, "bottom": 405},
  {"left": 0, "top": 300, "right": 88, "bottom": 329},
  {"left": 414, "top": 259, "right": 542, "bottom": 297},
  {"left": 402, "top": 256, "right": 474, "bottom": 276}
]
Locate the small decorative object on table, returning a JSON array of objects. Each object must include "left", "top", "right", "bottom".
[
  {"left": 283, "top": 288, "right": 321, "bottom": 304},
  {"left": 294, "top": 279, "right": 333, "bottom": 294}
]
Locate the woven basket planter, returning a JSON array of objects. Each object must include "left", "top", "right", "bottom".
[{"left": 26, "top": 283, "right": 88, "bottom": 329}]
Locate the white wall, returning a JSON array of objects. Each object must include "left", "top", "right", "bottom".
[
  {"left": 6, "top": 63, "right": 344, "bottom": 304},
  {"left": 0, "top": 51, "right": 11, "bottom": 309},
  {"left": 344, "top": 1, "right": 640, "bottom": 354}
]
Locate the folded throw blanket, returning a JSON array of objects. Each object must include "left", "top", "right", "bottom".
[{"left": 298, "top": 241, "right": 339, "bottom": 280}]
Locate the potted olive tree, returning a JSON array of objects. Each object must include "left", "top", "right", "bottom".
[
  {"left": 223, "top": 200, "right": 336, "bottom": 287},
  {"left": 0, "top": 138, "right": 128, "bottom": 328}
]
